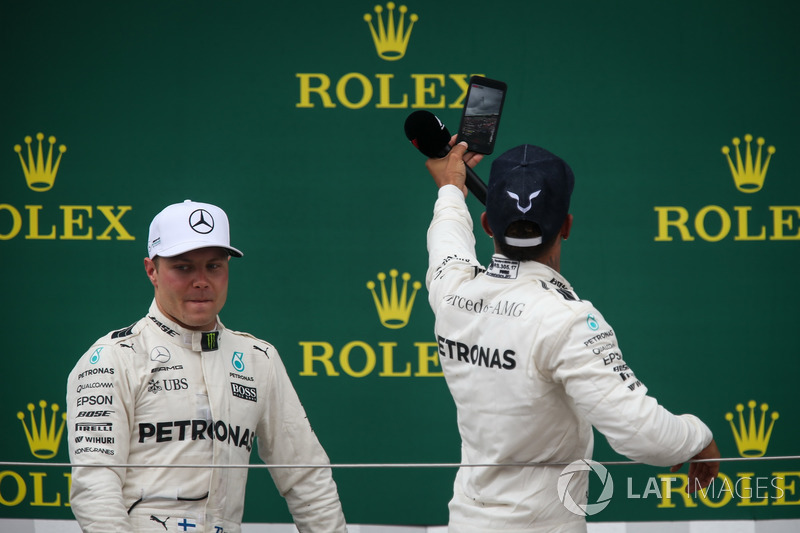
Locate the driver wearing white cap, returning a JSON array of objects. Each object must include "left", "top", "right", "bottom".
[{"left": 67, "top": 200, "right": 347, "bottom": 532}]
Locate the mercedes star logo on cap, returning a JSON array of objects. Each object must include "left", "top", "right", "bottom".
[{"left": 189, "top": 209, "right": 215, "bottom": 234}]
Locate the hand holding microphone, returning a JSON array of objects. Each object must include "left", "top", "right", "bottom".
[{"left": 404, "top": 110, "right": 488, "bottom": 204}]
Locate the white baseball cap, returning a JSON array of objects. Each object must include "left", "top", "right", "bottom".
[{"left": 147, "top": 200, "right": 243, "bottom": 259}]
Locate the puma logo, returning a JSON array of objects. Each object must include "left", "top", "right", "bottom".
[{"left": 150, "top": 515, "right": 170, "bottom": 530}]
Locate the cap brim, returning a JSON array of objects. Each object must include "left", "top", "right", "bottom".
[{"left": 153, "top": 242, "right": 243, "bottom": 258}]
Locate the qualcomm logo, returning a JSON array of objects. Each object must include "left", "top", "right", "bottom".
[{"left": 558, "top": 459, "right": 614, "bottom": 516}]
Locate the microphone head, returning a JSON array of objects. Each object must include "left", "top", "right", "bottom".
[{"left": 404, "top": 110, "right": 450, "bottom": 158}]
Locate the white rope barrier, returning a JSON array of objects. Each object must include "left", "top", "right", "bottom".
[{"left": 1, "top": 455, "right": 797, "bottom": 469}]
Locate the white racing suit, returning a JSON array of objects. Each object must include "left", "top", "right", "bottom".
[
  {"left": 67, "top": 301, "right": 346, "bottom": 532},
  {"left": 427, "top": 185, "right": 712, "bottom": 533}
]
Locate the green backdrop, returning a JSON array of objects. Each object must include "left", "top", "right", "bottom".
[{"left": 1, "top": 0, "right": 798, "bottom": 525}]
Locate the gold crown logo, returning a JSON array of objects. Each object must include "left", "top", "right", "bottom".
[
  {"left": 367, "top": 269, "right": 422, "bottom": 329},
  {"left": 17, "top": 400, "right": 67, "bottom": 459},
  {"left": 721, "top": 134, "right": 775, "bottom": 194},
  {"left": 14, "top": 133, "right": 67, "bottom": 192},
  {"left": 725, "top": 400, "right": 779, "bottom": 457},
  {"left": 364, "top": 2, "right": 418, "bottom": 61}
]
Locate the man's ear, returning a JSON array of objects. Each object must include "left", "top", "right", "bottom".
[
  {"left": 144, "top": 257, "right": 158, "bottom": 287},
  {"left": 480, "top": 212, "right": 493, "bottom": 237},
  {"left": 561, "top": 214, "right": 573, "bottom": 240}
]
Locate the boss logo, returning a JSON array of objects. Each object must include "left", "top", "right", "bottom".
[{"left": 230, "top": 383, "right": 257, "bottom": 403}]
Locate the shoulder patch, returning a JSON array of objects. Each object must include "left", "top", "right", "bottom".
[
  {"left": 225, "top": 329, "right": 275, "bottom": 358},
  {"left": 555, "top": 287, "right": 577, "bottom": 301},
  {"left": 111, "top": 323, "right": 136, "bottom": 339}
]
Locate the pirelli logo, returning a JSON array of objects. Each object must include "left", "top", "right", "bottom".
[
  {"left": 231, "top": 382, "right": 257, "bottom": 403},
  {"left": 75, "top": 422, "right": 113, "bottom": 432}
]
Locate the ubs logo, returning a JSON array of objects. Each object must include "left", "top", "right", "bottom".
[{"left": 189, "top": 209, "right": 214, "bottom": 234}]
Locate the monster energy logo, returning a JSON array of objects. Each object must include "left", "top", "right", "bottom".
[{"left": 202, "top": 331, "right": 219, "bottom": 351}]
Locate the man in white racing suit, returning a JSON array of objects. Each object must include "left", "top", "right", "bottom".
[
  {"left": 423, "top": 142, "right": 719, "bottom": 532},
  {"left": 67, "top": 200, "right": 346, "bottom": 532}
]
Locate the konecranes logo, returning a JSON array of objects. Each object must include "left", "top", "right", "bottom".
[{"left": 654, "top": 132, "right": 798, "bottom": 242}]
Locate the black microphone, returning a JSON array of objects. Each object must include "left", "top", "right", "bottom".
[{"left": 404, "top": 110, "right": 488, "bottom": 205}]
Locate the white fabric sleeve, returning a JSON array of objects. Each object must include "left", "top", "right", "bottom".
[
  {"left": 540, "top": 305, "right": 713, "bottom": 466},
  {"left": 67, "top": 344, "right": 133, "bottom": 532},
  {"left": 426, "top": 184, "right": 482, "bottom": 310},
  {"left": 257, "top": 349, "right": 347, "bottom": 532}
]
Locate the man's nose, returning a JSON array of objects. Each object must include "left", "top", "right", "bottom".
[{"left": 193, "top": 272, "right": 210, "bottom": 287}]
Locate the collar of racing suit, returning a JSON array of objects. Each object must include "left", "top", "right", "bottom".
[
  {"left": 485, "top": 253, "right": 573, "bottom": 290},
  {"left": 147, "top": 299, "right": 222, "bottom": 352}
]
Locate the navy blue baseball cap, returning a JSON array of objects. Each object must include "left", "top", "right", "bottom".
[{"left": 486, "top": 144, "right": 574, "bottom": 248}]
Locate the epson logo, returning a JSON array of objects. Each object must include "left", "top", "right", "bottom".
[
  {"left": 230, "top": 383, "right": 257, "bottom": 403},
  {"left": 77, "top": 395, "right": 113, "bottom": 406}
]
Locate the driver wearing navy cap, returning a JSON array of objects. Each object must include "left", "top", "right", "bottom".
[
  {"left": 67, "top": 200, "right": 347, "bottom": 532},
  {"left": 423, "top": 142, "right": 719, "bottom": 533}
]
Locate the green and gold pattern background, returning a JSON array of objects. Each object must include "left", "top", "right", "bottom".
[{"left": 1, "top": 0, "right": 798, "bottom": 525}]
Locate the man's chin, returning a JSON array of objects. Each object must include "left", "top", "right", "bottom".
[{"left": 182, "top": 302, "right": 217, "bottom": 329}]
